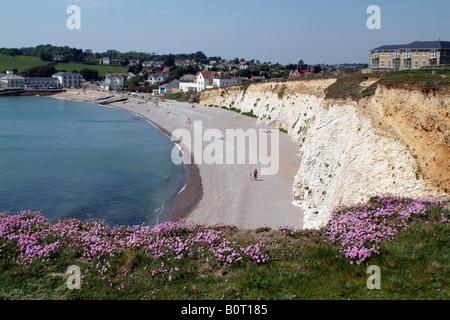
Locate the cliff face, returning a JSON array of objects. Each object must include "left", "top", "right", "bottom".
[{"left": 199, "top": 79, "right": 449, "bottom": 229}]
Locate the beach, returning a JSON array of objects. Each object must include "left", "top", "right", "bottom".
[{"left": 53, "top": 89, "right": 304, "bottom": 230}]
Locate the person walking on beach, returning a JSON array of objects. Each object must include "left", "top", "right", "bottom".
[{"left": 253, "top": 168, "right": 258, "bottom": 181}]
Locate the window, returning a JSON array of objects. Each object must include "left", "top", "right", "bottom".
[
  {"left": 388, "top": 60, "right": 392, "bottom": 68},
  {"left": 423, "top": 50, "right": 428, "bottom": 56},
  {"left": 415, "top": 50, "right": 419, "bottom": 56},
  {"left": 422, "top": 60, "right": 427, "bottom": 67},
  {"left": 414, "top": 60, "right": 419, "bottom": 68},
  {"left": 381, "top": 60, "right": 385, "bottom": 67}
]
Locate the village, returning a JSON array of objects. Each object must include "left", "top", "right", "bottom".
[{"left": 1, "top": 40, "right": 448, "bottom": 96}]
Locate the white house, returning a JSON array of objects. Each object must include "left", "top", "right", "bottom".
[
  {"left": 103, "top": 73, "right": 133, "bottom": 90},
  {"left": 128, "top": 59, "right": 140, "bottom": 66},
  {"left": 99, "top": 57, "right": 111, "bottom": 65},
  {"left": 212, "top": 72, "right": 242, "bottom": 88},
  {"left": 148, "top": 73, "right": 168, "bottom": 85},
  {"left": 0, "top": 71, "right": 25, "bottom": 89},
  {"left": 52, "top": 72, "right": 83, "bottom": 89},
  {"left": 179, "top": 71, "right": 241, "bottom": 92}
]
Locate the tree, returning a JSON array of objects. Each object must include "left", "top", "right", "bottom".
[
  {"left": 313, "top": 65, "right": 322, "bottom": 74},
  {"left": 20, "top": 65, "right": 57, "bottom": 77},
  {"left": 40, "top": 52, "right": 53, "bottom": 61},
  {"left": 164, "top": 55, "right": 175, "bottom": 67},
  {"left": 79, "top": 68, "right": 99, "bottom": 81}
]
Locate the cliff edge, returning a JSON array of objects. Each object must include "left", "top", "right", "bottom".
[{"left": 199, "top": 77, "right": 449, "bottom": 229}]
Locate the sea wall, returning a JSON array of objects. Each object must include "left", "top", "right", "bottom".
[{"left": 199, "top": 79, "right": 448, "bottom": 229}]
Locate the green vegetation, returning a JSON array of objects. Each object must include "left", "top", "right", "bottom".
[
  {"left": 324, "top": 74, "right": 376, "bottom": 101},
  {"left": 0, "top": 54, "right": 47, "bottom": 73},
  {"left": 278, "top": 85, "right": 287, "bottom": 99},
  {"left": 20, "top": 65, "right": 58, "bottom": 78},
  {"left": 0, "top": 199, "right": 448, "bottom": 300},
  {"left": 0, "top": 54, "right": 128, "bottom": 77},
  {"left": 166, "top": 92, "right": 200, "bottom": 103},
  {"left": 56, "top": 62, "right": 128, "bottom": 77},
  {"left": 325, "top": 68, "right": 450, "bottom": 101},
  {"left": 379, "top": 68, "right": 450, "bottom": 87},
  {"left": 242, "top": 110, "right": 258, "bottom": 118}
]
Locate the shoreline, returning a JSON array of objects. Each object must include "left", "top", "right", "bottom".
[
  {"left": 46, "top": 89, "right": 304, "bottom": 230},
  {"left": 49, "top": 92, "right": 204, "bottom": 224},
  {"left": 109, "top": 103, "right": 204, "bottom": 224}
]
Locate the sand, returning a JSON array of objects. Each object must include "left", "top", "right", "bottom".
[{"left": 52, "top": 89, "right": 304, "bottom": 230}]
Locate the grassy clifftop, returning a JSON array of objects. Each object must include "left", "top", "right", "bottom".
[
  {"left": 0, "top": 196, "right": 448, "bottom": 300},
  {"left": 324, "top": 69, "right": 450, "bottom": 101}
]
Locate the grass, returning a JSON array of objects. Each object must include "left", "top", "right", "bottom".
[
  {"left": 324, "top": 68, "right": 450, "bottom": 101},
  {"left": 379, "top": 68, "right": 450, "bottom": 87},
  {"left": 0, "top": 54, "right": 128, "bottom": 77},
  {"left": 0, "top": 197, "right": 448, "bottom": 300},
  {"left": 242, "top": 110, "right": 258, "bottom": 118},
  {"left": 324, "top": 74, "right": 375, "bottom": 101}
]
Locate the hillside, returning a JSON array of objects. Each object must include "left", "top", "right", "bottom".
[{"left": 0, "top": 54, "right": 128, "bottom": 77}]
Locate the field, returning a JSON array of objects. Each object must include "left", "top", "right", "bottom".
[{"left": 0, "top": 54, "right": 128, "bottom": 77}]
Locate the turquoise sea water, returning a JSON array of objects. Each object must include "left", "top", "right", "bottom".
[{"left": 0, "top": 97, "right": 187, "bottom": 227}]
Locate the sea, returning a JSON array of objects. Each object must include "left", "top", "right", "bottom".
[{"left": 0, "top": 96, "right": 187, "bottom": 227}]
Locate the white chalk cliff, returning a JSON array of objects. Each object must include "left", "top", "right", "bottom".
[{"left": 200, "top": 79, "right": 449, "bottom": 229}]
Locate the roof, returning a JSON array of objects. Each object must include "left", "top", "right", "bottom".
[
  {"left": 197, "top": 71, "right": 215, "bottom": 79},
  {"left": 53, "top": 72, "right": 82, "bottom": 77},
  {"left": 372, "top": 40, "right": 450, "bottom": 51},
  {"left": 0, "top": 74, "right": 25, "bottom": 80}
]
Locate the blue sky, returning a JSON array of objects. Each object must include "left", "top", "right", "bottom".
[{"left": 1, "top": 0, "right": 449, "bottom": 65}]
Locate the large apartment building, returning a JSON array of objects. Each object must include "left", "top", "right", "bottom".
[{"left": 369, "top": 40, "right": 450, "bottom": 70}]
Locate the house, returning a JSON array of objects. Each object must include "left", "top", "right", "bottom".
[
  {"left": 158, "top": 80, "right": 180, "bottom": 94},
  {"left": 111, "top": 59, "right": 123, "bottom": 66},
  {"left": 52, "top": 72, "right": 83, "bottom": 89},
  {"left": 251, "top": 76, "right": 266, "bottom": 82},
  {"left": 180, "top": 71, "right": 242, "bottom": 92},
  {"left": 212, "top": 72, "right": 242, "bottom": 88},
  {"left": 179, "top": 74, "right": 198, "bottom": 92},
  {"left": 0, "top": 71, "right": 25, "bottom": 89},
  {"left": 239, "top": 62, "right": 249, "bottom": 70},
  {"left": 369, "top": 40, "right": 450, "bottom": 70},
  {"left": 142, "top": 61, "right": 164, "bottom": 68},
  {"left": 128, "top": 59, "right": 140, "bottom": 67},
  {"left": 288, "top": 66, "right": 313, "bottom": 80},
  {"left": 103, "top": 73, "right": 130, "bottom": 90},
  {"left": 99, "top": 57, "right": 111, "bottom": 65},
  {"left": 53, "top": 55, "right": 63, "bottom": 61},
  {"left": 25, "top": 77, "right": 60, "bottom": 90},
  {"left": 179, "top": 74, "right": 196, "bottom": 83},
  {"left": 195, "top": 71, "right": 215, "bottom": 92},
  {"left": 148, "top": 73, "right": 168, "bottom": 85}
]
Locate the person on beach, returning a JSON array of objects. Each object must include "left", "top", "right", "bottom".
[{"left": 253, "top": 168, "right": 258, "bottom": 181}]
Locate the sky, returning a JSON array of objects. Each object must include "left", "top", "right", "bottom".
[{"left": 1, "top": 0, "right": 449, "bottom": 65}]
